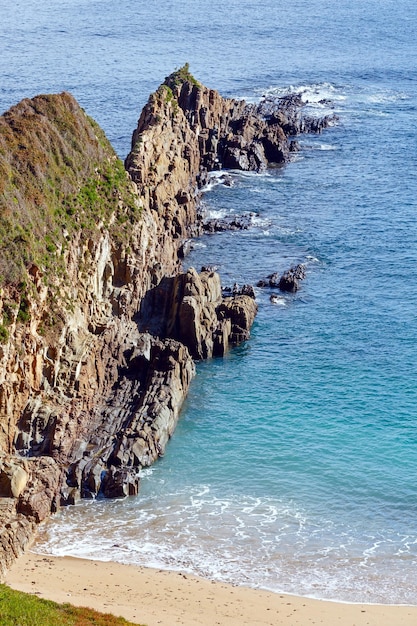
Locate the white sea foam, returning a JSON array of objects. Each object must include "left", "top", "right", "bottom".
[
  {"left": 258, "top": 82, "right": 346, "bottom": 117},
  {"left": 201, "top": 171, "right": 236, "bottom": 193},
  {"left": 250, "top": 214, "right": 272, "bottom": 229},
  {"left": 297, "top": 141, "right": 338, "bottom": 152},
  {"left": 33, "top": 484, "right": 417, "bottom": 604},
  {"left": 189, "top": 240, "right": 207, "bottom": 250},
  {"left": 270, "top": 295, "right": 287, "bottom": 306},
  {"left": 138, "top": 467, "right": 155, "bottom": 477},
  {"left": 365, "top": 90, "right": 409, "bottom": 105},
  {"left": 204, "top": 207, "right": 228, "bottom": 219},
  {"left": 231, "top": 169, "right": 273, "bottom": 180},
  {"left": 316, "top": 143, "right": 338, "bottom": 151}
]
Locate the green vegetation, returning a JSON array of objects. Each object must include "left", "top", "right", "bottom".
[
  {"left": 61, "top": 158, "right": 140, "bottom": 236},
  {"left": 17, "top": 293, "right": 30, "bottom": 323},
  {"left": 0, "top": 584, "right": 145, "bottom": 625},
  {"left": 154, "top": 63, "right": 200, "bottom": 118},
  {"left": 0, "top": 324, "right": 9, "bottom": 343},
  {"left": 164, "top": 63, "right": 201, "bottom": 89},
  {"left": 0, "top": 92, "right": 141, "bottom": 311},
  {"left": 1, "top": 301, "right": 16, "bottom": 327},
  {"left": 159, "top": 84, "right": 174, "bottom": 102},
  {"left": 156, "top": 84, "right": 179, "bottom": 115}
]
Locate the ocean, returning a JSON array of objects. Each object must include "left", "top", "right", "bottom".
[{"left": 1, "top": 0, "right": 417, "bottom": 605}]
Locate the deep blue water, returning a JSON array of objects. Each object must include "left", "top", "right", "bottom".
[{"left": 2, "top": 0, "right": 417, "bottom": 604}]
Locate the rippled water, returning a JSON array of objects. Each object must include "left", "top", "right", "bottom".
[{"left": 2, "top": 0, "right": 417, "bottom": 605}]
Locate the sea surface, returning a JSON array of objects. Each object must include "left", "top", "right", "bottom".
[{"left": 1, "top": 0, "right": 417, "bottom": 605}]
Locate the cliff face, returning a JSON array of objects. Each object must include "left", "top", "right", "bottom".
[
  {"left": 0, "top": 67, "right": 334, "bottom": 577},
  {"left": 0, "top": 91, "right": 198, "bottom": 505}
]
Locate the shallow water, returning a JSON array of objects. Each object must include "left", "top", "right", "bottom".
[{"left": 2, "top": 0, "right": 417, "bottom": 604}]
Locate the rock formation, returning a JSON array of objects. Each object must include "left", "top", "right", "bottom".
[
  {"left": 0, "top": 65, "right": 335, "bottom": 577},
  {"left": 139, "top": 267, "right": 257, "bottom": 360},
  {"left": 257, "top": 264, "right": 307, "bottom": 293}
]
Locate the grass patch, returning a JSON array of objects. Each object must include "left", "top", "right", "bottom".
[
  {"left": 164, "top": 63, "right": 200, "bottom": 89},
  {"left": 0, "top": 324, "right": 9, "bottom": 343},
  {"left": 0, "top": 92, "right": 141, "bottom": 312},
  {"left": 156, "top": 85, "right": 179, "bottom": 116},
  {"left": 0, "top": 584, "right": 145, "bottom": 626}
]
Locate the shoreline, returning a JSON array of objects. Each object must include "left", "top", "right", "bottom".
[{"left": 5, "top": 551, "right": 417, "bottom": 626}]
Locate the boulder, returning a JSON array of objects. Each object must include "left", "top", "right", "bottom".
[
  {"left": 257, "top": 264, "right": 306, "bottom": 293},
  {"left": 17, "top": 457, "right": 62, "bottom": 522},
  {"left": 203, "top": 212, "right": 258, "bottom": 234},
  {"left": 0, "top": 461, "right": 28, "bottom": 498},
  {"left": 278, "top": 264, "right": 306, "bottom": 292},
  {"left": 101, "top": 466, "right": 140, "bottom": 498},
  {"left": 217, "top": 296, "right": 258, "bottom": 345}
]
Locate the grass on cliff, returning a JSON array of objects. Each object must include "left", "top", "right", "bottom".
[
  {"left": 164, "top": 63, "right": 200, "bottom": 89},
  {"left": 0, "top": 584, "right": 145, "bottom": 626},
  {"left": 0, "top": 92, "right": 142, "bottom": 336},
  {"left": 0, "top": 92, "right": 140, "bottom": 290}
]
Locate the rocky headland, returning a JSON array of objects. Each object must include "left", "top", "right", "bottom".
[{"left": 0, "top": 65, "right": 336, "bottom": 578}]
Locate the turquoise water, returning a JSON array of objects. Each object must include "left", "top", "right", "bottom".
[{"left": 2, "top": 0, "right": 417, "bottom": 604}]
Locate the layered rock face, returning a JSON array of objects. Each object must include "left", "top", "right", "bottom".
[
  {"left": 0, "top": 67, "right": 333, "bottom": 577},
  {"left": 139, "top": 267, "right": 257, "bottom": 360}
]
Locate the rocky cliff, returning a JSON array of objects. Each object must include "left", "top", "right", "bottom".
[{"left": 0, "top": 66, "right": 335, "bottom": 578}]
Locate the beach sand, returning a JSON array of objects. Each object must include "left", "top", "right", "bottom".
[{"left": 5, "top": 550, "right": 417, "bottom": 626}]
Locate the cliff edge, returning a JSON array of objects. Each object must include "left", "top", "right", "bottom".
[{"left": 0, "top": 67, "right": 335, "bottom": 577}]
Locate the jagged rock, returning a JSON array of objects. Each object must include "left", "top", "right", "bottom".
[
  {"left": 0, "top": 498, "right": 36, "bottom": 581},
  {"left": 126, "top": 65, "right": 335, "bottom": 196},
  {"left": 58, "top": 335, "right": 196, "bottom": 501},
  {"left": 217, "top": 296, "right": 258, "bottom": 345},
  {"left": 16, "top": 457, "right": 62, "bottom": 523},
  {"left": 256, "top": 93, "right": 338, "bottom": 136},
  {"left": 278, "top": 264, "right": 306, "bottom": 292},
  {"left": 0, "top": 460, "right": 28, "bottom": 498},
  {"left": 0, "top": 452, "right": 60, "bottom": 580},
  {"left": 203, "top": 212, "right": 258, "bottom": 233},
  {"left": 257, "top": 264, "right": 306, "bottom": 293},
  {"left": 201, "top": 265, "right": 218, "bottom": 273},
  {"left": 218, "top": 173, "right": 234, "bottom": 186},
  {"left": 223, "top": 284, "right": 256, "bottom": 299},
  {"left": 139, "top": 267, "right": 257, "bottom": 360},
  {"left": 101, "top": 466, "right": 140, "bottom": 498},
  {"left": 178, "top": 239, "right": 193, "bottom": 258}
]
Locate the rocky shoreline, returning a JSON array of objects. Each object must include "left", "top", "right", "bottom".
[{"left": 0, "top": 66, "right": 336, "bottom": 578}]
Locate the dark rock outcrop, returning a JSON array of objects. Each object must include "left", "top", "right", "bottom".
[
  {"left": 278, "top": 264, "right": 306, "bottom": 292},
  {"left": 257, "top": 264, "right": 307, "bottom": 293},
  {"left": 126, "top": 65, "right": 338, "bottom": 197},
  {"left": 203, "top": 212, "right": 259, "bottom": 233},
  {"left": 256, "top": 93, "right": 338, "bottom": 136}
]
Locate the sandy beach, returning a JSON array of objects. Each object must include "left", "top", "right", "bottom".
[{"left": 5, "top": 550, "right": 417, "bottom": 626}]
